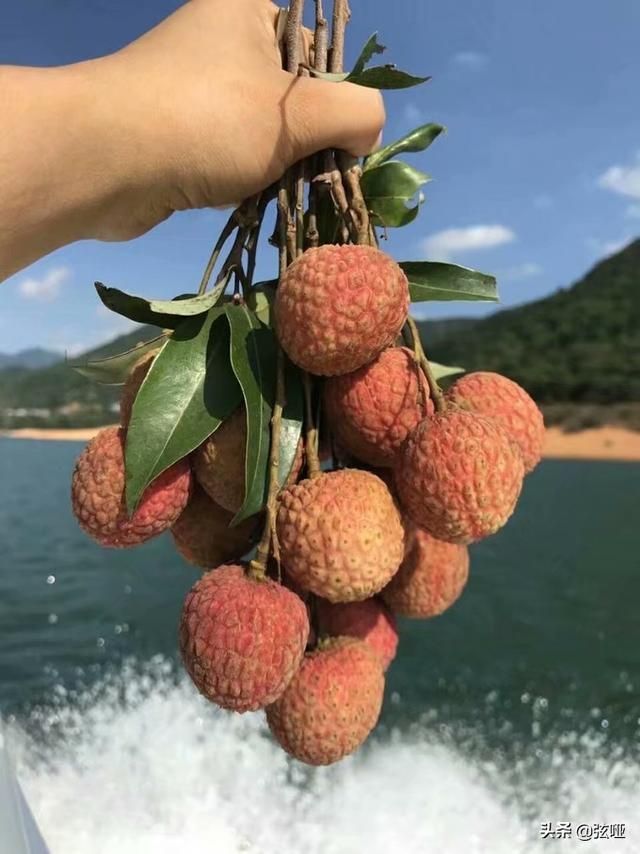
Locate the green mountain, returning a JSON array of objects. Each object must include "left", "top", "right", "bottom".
[
  {"left": 1, "top": 239, "right": 638, "bottom": 429},
  {"left": 0, "top": 348, "right": 60, "bottom": 370},
  {"left": 421, "top": 238, "right": 640, "bottom": 404}
]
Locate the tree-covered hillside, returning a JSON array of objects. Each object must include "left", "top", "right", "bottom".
[
  {"left": 422, "top": 239, "right": 640, "bottom": 403},
  {"left": 1, "top": 239, "right": 638, "bottom": 429}
]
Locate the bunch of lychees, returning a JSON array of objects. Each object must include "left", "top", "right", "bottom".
[{"left": 69, "top": 0, "right": 544, "bottom": 766}]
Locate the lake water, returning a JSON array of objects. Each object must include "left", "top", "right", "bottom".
[{"left": 0, "top": 437, "right": 639, "bottom": 853}]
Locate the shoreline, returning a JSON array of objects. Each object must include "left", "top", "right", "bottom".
[{"left": 2, "top": 425, "right": 640, "bottom": 462}]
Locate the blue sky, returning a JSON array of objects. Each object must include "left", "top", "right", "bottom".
[{"left": 2, "top": 0, "right": 639, "bottom": 355}]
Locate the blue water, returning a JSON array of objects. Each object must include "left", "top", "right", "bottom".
[{"left": 1, "top": 438, "right": 639, "bottom": 852}]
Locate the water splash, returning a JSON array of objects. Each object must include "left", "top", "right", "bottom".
[{"left": 3, "top": 658, "right": 638, "bottom": 854}]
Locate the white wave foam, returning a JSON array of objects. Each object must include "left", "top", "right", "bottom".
[{"left": 5, "top": 659, "right": 640, "bottom": 854}]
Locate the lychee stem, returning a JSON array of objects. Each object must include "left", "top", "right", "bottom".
[
  {"left": 329, "top": 0, "right": 351, "bottom": 72},
  {"left": 406, "top": 315, "right": 446, "bottom": 414},
  {"left": 303, "top": 371, "right": 322, "bottom": 478},
  {"left": 197, "top": 211, "right": 237, "bottom": 296}
]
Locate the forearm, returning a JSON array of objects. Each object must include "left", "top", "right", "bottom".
[{"left": 0, "top": 61, "right": 153, "bottom": 281}]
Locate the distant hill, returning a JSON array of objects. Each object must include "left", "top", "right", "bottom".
[
  {"left": 1, "top": 239, "right": 638, "bottom": 428},
  {"left": 421, "top": 239, "right": 640, "bottom": 404},
  {"left": 0, "top": 348, "right": 60, "bottom": 370}
]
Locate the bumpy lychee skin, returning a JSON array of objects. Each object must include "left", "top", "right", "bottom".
[
  {"left": 266, "top": 637, "right": 384, "bottom": 766},
  {"left": 119, "top": 350, "right": 158, "bottom": 427},
  {"left": 324, "top": 347, "right": 432, "bottom": 467},
  {"left": 71, "top": 426, "right": 191, "bottom": 547},
  {"left": 382, "top": 528, "right": 469, "bottom": 618},
  {"left": 180, "top": 564, "right": 309, "bottom": 713},
  {"left": 277, "top": 469, "right": 405, "bottom": 603},
  {"left": 394, "top": 410, "right": 524, "bottom": 544},
  {"left": 317, "top": 598, "right": 398, "bottom": 670},
  {"left": 275, "top": 245, "right": 410, "bottom": 376},
  {"left": 447, "top": 371, "right": 545, "bottom": 473},
  {"left": 194, "top": 409, "right": 304, "bottom": 514},
  {"left": 171, "top": 486, "right": 257, "bottom": 569}
]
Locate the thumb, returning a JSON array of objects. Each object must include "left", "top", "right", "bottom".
[{"left": 282, "top": 75, "right": 385, "bottom": 161}]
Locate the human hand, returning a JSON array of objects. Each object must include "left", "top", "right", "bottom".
[{"left": 0, "top": 0, "right": 385, "bottom": 279}]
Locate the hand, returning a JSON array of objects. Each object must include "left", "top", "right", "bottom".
[{"left": 0, "top": 0, "right": 385, "bottom": 280}]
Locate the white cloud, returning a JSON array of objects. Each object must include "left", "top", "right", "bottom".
[
  {"left": 18, "top": 266, "right": 70, "bottom": 301},
  {"left": 587, "top": 235, "right": 632, "bottom": 258},
  {"left": 421, "top": 225, "right": 516, "bottom": 261},
  {"left": 626, "top": 203, "right": 640, "bottom": 219},
  {"left": 502, "top": 262, "right": 542, "bottom": 280},
  {"left": 597, "top": 154, "right": 640, "bottom": 200},
  {"left": 451, "top": 51, "right": 488, "bottom": 70}
]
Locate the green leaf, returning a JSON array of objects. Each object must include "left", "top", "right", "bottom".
[
  {"left": 95, "top": 282, "right": 227, "bottom": 329},
  {"left": 310, "top": 66, "right": 430, "bottom": 90},
  {"left": 125, "top": 309, "right": 242, "bottom": 514},
  {"left": 360, "top": 161, "right": 430, "bottom": 228},
  {"left": 351, "top": 33, "right": 386, "bottom": 76},
  {"left": 246, "top": 281, "right": 277, "bottom": 327},
  {"left": 429, "top": 362, "right": 466, "bottom": 382},
  {"left": 364, "top": 123, "right": 445, "bottom": 172},
  {"left": 348, "top": 67, "right": 430, "bottom": 90},
  {"left": 400, "top": 261, "right": 499, "bottom": 302},
  {"left": 225, "top": 305, "right": 275, "bottom": 525},
  {"left": 278, "top": 361, "right": 304, "bottom": 488},
  {"left": 71, "top": 335, "right": 167, "bottom": 385}
]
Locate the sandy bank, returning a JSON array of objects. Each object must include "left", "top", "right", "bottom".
[
  {"left": 1, "top": 427, "right": 113, "bottom": 442},
  {"left": 3, "top": 425, "right": 640, "bottom": 461}
]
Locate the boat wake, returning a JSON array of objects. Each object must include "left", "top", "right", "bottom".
[{"left": 4, "top": 657, "right": 639, "bottom": 854}]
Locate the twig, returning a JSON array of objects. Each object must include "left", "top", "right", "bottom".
[
  {"left": 329, "top": 0, "right": 351, "bottom": 73},
  {"left": 406, "top": 315, "right": 446, "bottom": 414},
  {"left": 303, "top": 372, "right": 321, "bottom": 478},
  {"left": 286, "top": 0, "right": 305, "bottom": 73},
  {"left": 314, "top": 0, "right": 329, "bottom": 72},
  {"left": 197, "top": 212, "right": 237, "bottom": 296}
]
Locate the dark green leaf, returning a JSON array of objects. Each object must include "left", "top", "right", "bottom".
[
  {"left": 125, "top": 309, "right": 242, "bottom": 514},
  {"left": 364, "top": 124, "right": 445, "bottom": 172},
  {"left": 95, "top": 282, "right": 226, "bottom": 329},
  {"left": 351, "top": 33, "right": 386, "bottom": 76},
  {"left": 348, "top": 67, "right": 430, "bottom": 90},
  {"left": 225, "top": 305, "right": 275, "bottom": 525},
  {"left": 71, "top": 335, "right": 167, "bottom": 385},
  {"left": 401, "top": 261, "right": 499, "bottom": 302},
  {"left": 360, "top": 161, "right": 430, "bottom": 228},
  {"left": 246, "top": 281, "right": 277, "bottom": 327}
]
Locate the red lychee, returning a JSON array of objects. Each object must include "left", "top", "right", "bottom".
[
  {"left": 316, "top": 598, "right": 398, "bottom": 670},
  {"left": 394, "top": 410, "right": 524, "bottom": 544},
  {"left": 266, "top": 637, "right": 384, "bottom": 765},
  {"left": 324, "top": 346, "right": 432, "bottom": 467},
  {"left": 171, "top": 485, "right": 258, "bottom": 569},
  {"left": 382, "top": 528, "right": 469, "bottom": 618},
  {"left": 194, "top": 408, "right": 304, "bottom": 514},
  {"left": 71, "top": 426, "right": 191, "bottom": 547},
  {"left": 179, "top": 564, "right": 309, "bottom": 713},
  {"left": 275, "top": 244, "right": 410, "bottom": 376},
  {"left": 447, "top": 371, "right": 545, "bottom": 473},
  {"left": 119, "top": 350, "right": 158, "bottom": 427},
  {"left": 276, "top": 469, "right": 405, "bottom": 603}
]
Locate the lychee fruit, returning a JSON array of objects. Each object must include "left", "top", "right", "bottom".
[
  {"left": 171, "top": 485, "right": 258, "bottom": 569},
  {"left": 276, "top": 469, "right": 405, "bottom": 602},
  {"left": 179, "top": 564, "right": 309, "bottom": 712},
  {"left": 193, "top": 409, "right": 304, "bottom": 514},
  {"left": 71, "top": 426, "right": 191, "bottom": 547},
  {"left": 275, "top": 244, "right": 410, "bottom": 376},
  {"left": 324, "top": 347, "right": 432, "bottom": 467},
  {"left": 382, "top": 528, "right": 469, "bottom": 618},
  {"left": 316, "top": 598, "right": 398, "bottom": 670},
  {"left": 119, "top": 350, "right": 158, "bottom": 426},
  {"left": 447, "top": 371, "right": 545, "bottom": 473},
  {"left": 266, "top": 637, "right": 384, "bottom": 765},
  {"left": 394, "top": 410, "right": 524, "bottom": 544}
]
